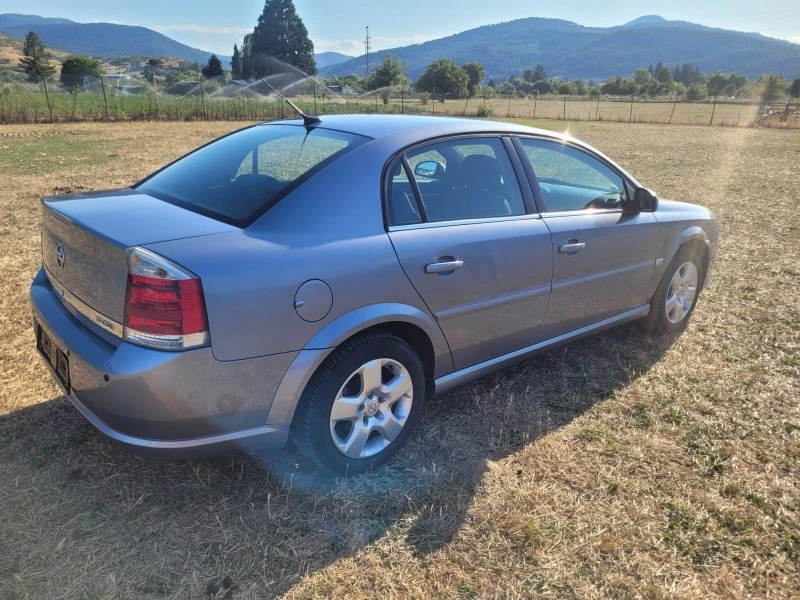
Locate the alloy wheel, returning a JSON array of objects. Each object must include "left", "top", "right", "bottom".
[{"left": 329, "top": 358, "right": 414, "bottom": 459}]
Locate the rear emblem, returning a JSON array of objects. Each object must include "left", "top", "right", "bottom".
[{"left": 56, "top": 243, "right": 66, "bottom": 268}]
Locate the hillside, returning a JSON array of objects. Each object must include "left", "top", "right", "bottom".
[
  {"left": 0, "top": 31, "right": 71, "bottom": 67},
  {"left": 0, "top": 21, "right": 225, "bottom": 64},
  {"left": 0, "top": 13, "right": 75, "bottom": 28},
  {"left": 315, "top": 51, "right": 355, "bottom": 68},
  {"left": 322, "top": 16, "right": 800, "bottom": 80}
]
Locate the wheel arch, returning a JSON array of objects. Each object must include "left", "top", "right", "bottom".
[
  {"left": 646, "top": 226, "right": 712, "bottom": 302},
  {"left": 672, "top": 227, "right": 711, "bottom": 289},
  {"left": 266, "top": 304, "right": 453, "bottom": 427}
]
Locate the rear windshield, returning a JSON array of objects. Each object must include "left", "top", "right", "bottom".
[{"left": 136, "top": 125, "right": 365, "bottom": 226}]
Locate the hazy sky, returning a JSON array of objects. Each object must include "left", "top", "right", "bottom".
[{"left": 2, "top": 0, "right": 798, "bottom": 56}]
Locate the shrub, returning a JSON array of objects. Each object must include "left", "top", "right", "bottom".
[
  {"left": 686, "top": 83, "right": 709, "bottom": 102},
  {"left": 475, "top": 104, "right": 494, "bottom": 118},
  {"left": 419, "top": 92, "right": 430, "bottom": 105}
]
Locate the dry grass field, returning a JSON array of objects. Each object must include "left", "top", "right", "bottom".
[
  {"left": 396, "top": 97, "right": 769, "bottom": 127},
  {"left": 0, "top": 118, "right": 798, "bottom": 599}
]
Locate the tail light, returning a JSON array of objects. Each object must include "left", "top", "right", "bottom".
[{"left": 123, "top": 247, "right": 209, "bottom": 351}]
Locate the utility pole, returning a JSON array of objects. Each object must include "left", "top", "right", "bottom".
[
  {"left": 100, "top": 75, "right": 110, "bottom": 120},
  {"left": 364, "top": 26, "right": 371, "bottom": 79},
  {"left": 710, "top": 87, "right": 720, "bottom": 126}
]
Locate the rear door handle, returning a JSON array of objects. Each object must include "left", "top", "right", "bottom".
[
  {"left": 425, "top": 260, "right": 464, "bottom": 274},
  {"left": 559, "top": 242, "right": 586, "bottom": 254}
]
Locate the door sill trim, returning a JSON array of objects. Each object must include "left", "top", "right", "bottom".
[{"left": 434, "top": 304, "right": 650, "bottom": 395}]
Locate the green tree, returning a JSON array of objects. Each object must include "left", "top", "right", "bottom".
[
  {"left": 240, "top": 34, "right": 254, "bottom": 79},
  {"left": 366, "top": 54, "right": 408, "bottom": 90},
  {"left": 789, "top": 78, "right": 800, "bottom": 99},
  {"left": 143, "top": 58, "right": 163, "bottom": 84},
  {"left": 685, "top": 82, "right": 709, "bottom": 102},
  {"left": 416, "top": 59, "right": 469, "bottom": 98},
  {"left": 532, "top": 79, "right": 553, "bottom": 94},
  {"left": 19, "top": 31, "right": 56, "bottom": 121},
  {"left": 756, "top": 74, "right": 787, "bottom": 103},
  {"left": 557, "top": 81, "right": 575, "bottom": 95},
  {"left": 523, "top": 64, "right": 547, "bottom": 83},
  {"left": 573, "top": 79, "right": 588, "bottom": 95},
  {"left": 632, "top": 68, "right": 654, "bottom": 88},
  {"left": 707, "top": 70, "right": 729, "bottom": 95},
  {"left": 60, "top": 55, "right": 103, "bottom": 91},
  {"left": 19, "top": 31, "right": 55, "bottom": 83},
  {"left": 231, "top": 44, "right": 242, "bottom": 80},
  {"left": 655, "top": 65, "right": 673, "bottom": 84},
  {"left": 461, "top": 61, "right": 484, "bottom": 97},
  {"left": 202, "top": 54, "right": 224, "bottom": 79},
  {"left": 250, "top": 0, "right": 316, "bottom": 76}
]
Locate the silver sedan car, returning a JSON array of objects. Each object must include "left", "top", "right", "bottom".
[{"left": 31, "top": 115, "right": 717, "bottom": 474}]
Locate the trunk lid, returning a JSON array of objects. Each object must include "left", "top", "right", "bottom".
[{"left": 42, "top": 189, "right": 237, "bottom": 326}]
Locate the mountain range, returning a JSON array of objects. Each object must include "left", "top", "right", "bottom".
[
  {"left": 322, "top": 16, "right": 800, "bottom": 80},
  {"left": 2, "top": 13, "right": 799, "bottom": 80},
  {"left": 315, "top": 51, "right": 355, "bottom": 68},
  {"left": 0, "top": 14, "right": 227, "bottom": 64}
]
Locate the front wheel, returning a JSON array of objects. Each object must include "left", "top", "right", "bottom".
[
  {"left": 290, "top": 330, "right": 425, "bottom": 474},
  {"left": 643, "top": 246, "right": 705, "bottom": 335}
]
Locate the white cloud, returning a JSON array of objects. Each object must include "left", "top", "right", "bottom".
[
  {"left": 154, "top": 24, "right": 251, "bottom": 36},
  {"left": 313, "top": 34, "right": 436, "bottom": 55}
]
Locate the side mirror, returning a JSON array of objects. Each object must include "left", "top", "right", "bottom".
[
  {"left": 414, "top": 160, "right": 445, "bottom": 179},
  {"left": 634, "top": 187, "right": 659, "bottom": 212}
]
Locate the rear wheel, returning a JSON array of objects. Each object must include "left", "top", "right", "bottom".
[
  {"left": 643, "top": 245, "right": 705, "bottom": 335},
  {"left": 290, "top": 330, "right": 425, "bottom": 474}
]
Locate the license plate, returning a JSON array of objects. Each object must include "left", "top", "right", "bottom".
[{"left": 36, "top": 321, "right": 70, "bottom": 391}]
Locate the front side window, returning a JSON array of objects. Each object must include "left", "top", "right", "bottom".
[
  {"left": 518, "top": 139, "right": 626, "bottom": 213},
  {"left": 388, "top": 137, "right": 526, "bottom": 224},
  {"left": 137, "top": 125, "right": 364, "bottom": 226}
]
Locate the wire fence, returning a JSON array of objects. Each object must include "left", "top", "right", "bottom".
[{"left": 1, "top": 76, "right": 797, "bottom": 129}]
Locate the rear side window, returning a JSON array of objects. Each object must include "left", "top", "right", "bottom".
[
  {"left": 137, "top": 125, "right": 365, "bottom": 226},
  {"left": 518, "top": 139, "right": 626, "bottom": 212},
  {"left": 388, "top": 137, "right": 525, "bottom": 224}
]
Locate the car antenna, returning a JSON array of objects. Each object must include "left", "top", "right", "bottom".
[{"left": 260, "top": 78, "right": 321, "bottom": 127}]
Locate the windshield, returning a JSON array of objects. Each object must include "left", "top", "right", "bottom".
[{"left": 136, "top": 125, "right": 365, "bottom": 227}]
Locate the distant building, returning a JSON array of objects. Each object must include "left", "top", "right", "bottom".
[{"left": 326, "top": 85, "right": 355, "bottom": 96}]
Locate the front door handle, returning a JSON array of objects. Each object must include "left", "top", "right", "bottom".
[
  {"left": 425, "top": 259, "right": 464, "bottom": 274},
  {"left": 559, "top": 242, "right": 586, "bottom": 255}
]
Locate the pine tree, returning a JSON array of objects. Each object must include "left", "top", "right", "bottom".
[
  {"left": 19, "top": 31, "right": 55, "bottom": 122},
  {"left": 231, "top": 44, "right": 242, "bottom": 80},
  {"left": 250, "top": 0, "right": 316, "bottom": 77},
  {"left": 240, "top": 34, "right": 254, "bottom": 80},
  {"left": 202, "top": 54, "right": 224, "bottom": 79},
  {"left": 19, "top": 31, "right": 55, "bottom": 83}
]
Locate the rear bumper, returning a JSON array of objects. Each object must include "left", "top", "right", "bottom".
[{"left": 30, "top": 268, "right": 298, "bottom": 457}]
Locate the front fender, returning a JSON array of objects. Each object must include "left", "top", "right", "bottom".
[{"left": 645, "top": 225, "right": 712, "bottom": 300}]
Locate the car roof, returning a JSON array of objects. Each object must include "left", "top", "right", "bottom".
[
  {"left": 259, "top": 114, "right": 642, "bottom": 188},
  {"left": 262, "top": 114, "right": 560, "bottom": 141}
]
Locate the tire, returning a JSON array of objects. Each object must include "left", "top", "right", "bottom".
[
  {"left": 642, "top": 245, "right": 705, "bottom": 335},
  {"left": 290, "top": 330, "right": 426, "bottom": 475}
]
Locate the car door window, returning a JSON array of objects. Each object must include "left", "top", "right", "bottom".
[
  {"left": 397, "top": 138, "right": 526, "bottom": 223},
  {"left": 387, "top": 160, "right": 422, "bottom": 226},
  {"left": 518, "top": 139, "right": 626, "bottom": 212}
]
